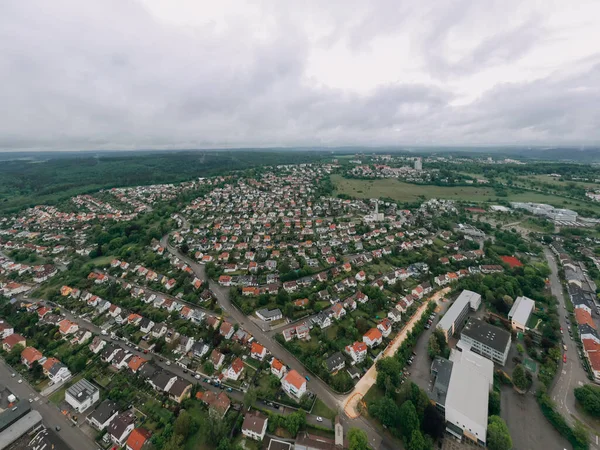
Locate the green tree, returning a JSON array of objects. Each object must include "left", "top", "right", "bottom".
[
  {"left": 422, "top": 404, "right": 445, "bottom": 439},
  {"left": 285, "top": 410, "right": 306, "bottom": 437},
  {"left": 487, "top": 416, "right": 512, "bottom": 450},
  {"left": 488, "top": 390, "right": 501, "bottom": 416},
  {"left": 427, "top": 334, "right": 441, "bottom": 359},
  {"left": 348, "top": 428, "right": 369, "bottom": 450},
  {"left": 512, "top": 364, "right": 532, "bottom": 392},
  {"left": 6, "top": 344, "right": 24, "bottom": 366},
  {"left": 368, "top": 396, "right": 400, "bottom": 429},
  {"left": 244, "top": 389, "right": 257, "bottom": 410},
  {"left": 574, "top": 385, "right": 600, "bottom": 417},
  {"left": 408, "top": 429, "right": 427, "bottom": 450},
  {"left": 398, "top": 400, "right": 419, "bottom": 441},
  {"left": 516, "top": 344, "right": 524, "bottom": 355}
]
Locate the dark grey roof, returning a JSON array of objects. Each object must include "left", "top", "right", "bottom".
[
  {"left": 107, "top": 411, "right": 135, "bottom": 438},
  {"left": 579, "top": 323, "right": 599, "bottom": 339},
  {"left": 66, "top": 379, "right": 99, "bottom": 404},
  {"left": 0, "top": 402, "right": 31, "bottom": 433},
  {"left": 49, "top": 362, "right": 67, "bottom": 377},
  {"left": 88, "top": 400, "right": 117, "bottom": 425},
  {"left": 169, "top": 378, "right": 191, "bottom": 397},
  {"left": 461, "top": 318, "right": 511, "bottom": 353},
  {"left": 138, "top": 363, "right": 158, "bottom": 379},
  {"left": 430, "top": 357, "right": 453, "bottom": 407},
  {"left": 325, "top": 352, "right": 345, "bottom": 372},
  {"left": 151, "top": 371, "right": 176, "bottom": 390},
  {"left": 256, "top": 308, "right": 282, "bottom": 319}
]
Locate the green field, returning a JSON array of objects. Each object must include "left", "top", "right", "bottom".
[
  {"left": 332, "top": 174, "right": 600, "bottom": 214},
  {"left": 332, "top": 174, "right": 497, "bottom": 202}
]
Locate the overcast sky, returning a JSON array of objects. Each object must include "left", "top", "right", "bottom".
[{"left": 1, "top": 0, "right": 599, "bottom": 151}]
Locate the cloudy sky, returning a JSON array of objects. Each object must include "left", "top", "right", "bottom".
[{"left": 1, "top": 0, "right": 599, "bottom": 150}]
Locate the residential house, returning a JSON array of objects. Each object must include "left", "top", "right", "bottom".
[
  {"left": 363, "top": 328, "right": 383, "bottom": 348},
  {"left": 88, "top": 400, "right": 119, "bottom": 430},
  {"left": 270, "top": 358, "right": 287, "bottom": 379},
  {"left": 242, "top": 411, "right": 268, "bottom": 441},
  {"left": 128, "top": 356, "right": 148, "bottom": 373},
  {"left": 282, "top": 370, "right": 307, "bottom": 399},
  {"left": 201, "top": 391, "right": 231, "bottom": 418},
  {"left": 256, "top": 308, "right": 283, "bottom": 322},
  {"left": 21, "top": 346, "right": 43, "bottom": 368},
  {"left": 126, "top": 428, "right": 152, "bottom": 450},
  {"left": 251, "top": 342, "right": 267, "bottom": 361},
  {"left": 168, "top": 378, "right": 192, "bottom": 403},
  {"left": 377, "top": 319, "right": 392, "bottom": 338},
  {"left": 325, "top": 352, "right": 346, "bottom": 374},
  {"left": 226, "top": 357, "right": 245, "bottom": 381},
  {"left": 58, "top": 319, "right": 79, "bottom": 336},
  {"left": 89, "top": 336, "right": 107, "bottom": 354},
  {"left": 331, "top": 303, "right": 346, "bottom": 320},
  {"left": 2, "top": 333, "right": 25, "bottom": 352},
  {"left": 149, "top": 371, "right": 177, "bottom": 393},
  {"left": 345, "top": 342, "right": 367, "bottom": 365},
  {"left": 66, "top": 379, "right": 100, "bottom": 413},
  {"left": 0, "top": 321, "right": 14, "bottom": 339},
  {"left": 106, "top": 411, "right": 135, "bottom": 447},
  {"left": 220, "top": 321, "right": 235, "bottom": 339},
  {"left": 211, "top": 350, "right": 225, "bottom": 370}
]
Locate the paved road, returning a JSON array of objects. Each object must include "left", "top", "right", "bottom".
[
  {"left": 0, "top": 359, "right": 100, "bottom": 450},
  {"left": 160, "top": 232, "right": 396, "bottom": 450},
  {"left": 545, "top": 248, "right": 600, "bottom": 446}
]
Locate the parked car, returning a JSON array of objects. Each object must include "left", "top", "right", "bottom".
[{"left": 316, "top": 417, "right": 323, "bottom": 422}]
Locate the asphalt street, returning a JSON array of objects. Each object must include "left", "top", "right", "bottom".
[
  {"left": 160, "top": 230, "right": 395, "bottom": 450},
  {"left": 0, "top": 359, "right": 100, "bottom": 450},
  {"left": 545, "top": 248, "right": 600, "bottom": 446}
]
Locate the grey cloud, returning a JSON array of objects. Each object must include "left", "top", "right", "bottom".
[{"left": 0, "top": 0, "right": 598, "bottom": 150}]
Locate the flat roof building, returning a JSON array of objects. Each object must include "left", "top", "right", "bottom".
[
  {"left": 65, "top": 378, "right": 100, "bottom": 413},
  {"left": 458, "top": 319, "right": 512, "bottom": 365},
  {"left": 437, "top": 290, "right": 481, "bottom": 340},
  {"left": 508, "top": 296, "right": 535, "bottom": 332},
  {"left": 441, "top": 350, "right": 493, "bottom": 447}
]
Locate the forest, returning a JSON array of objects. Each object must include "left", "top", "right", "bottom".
[{"left": 0, "top": 150, "right": 329, "bottom": 214}]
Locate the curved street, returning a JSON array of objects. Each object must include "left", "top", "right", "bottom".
[{"left": 160, "top": 228, "right": 400, "bottom": 450}]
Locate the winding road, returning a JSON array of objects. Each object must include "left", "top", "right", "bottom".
[{"left": 160, "top": 222, "right": 400, "bottom": 449}]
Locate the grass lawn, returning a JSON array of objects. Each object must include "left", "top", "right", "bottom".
[
  {"left": 311, "top": 398, "right": 336, "bottom": 420},
  {"left": 332, "top": 174, "right": 496, "bottom": 202},
  {"left": 49, "top": 373, "right": 85, "bottom": 405},
  {"left": 363, "top": 384, "right": 384, "bottom": 407},
  {"left": 89, "top": 255, "right": 116, "bottom": 266},
  {"left": 184, "top": 402, "right": 212, "bottom": 450}
]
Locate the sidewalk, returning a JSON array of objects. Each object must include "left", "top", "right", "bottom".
[{"left": 343, "top": 287, "right": 449, "bottom": 418}]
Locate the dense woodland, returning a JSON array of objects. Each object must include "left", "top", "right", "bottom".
[{"left": 0, "top": 150, "right": 329, "bottom": 214}]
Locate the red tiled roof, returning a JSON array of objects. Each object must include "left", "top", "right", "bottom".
[
  {"left": 3, "top": 333, "right": 25, "bottom": 349},
  {"left": 126, "top": 428, "right": 151, "bottom": 450},
  {"left": 364, "top": 328, "right": 382, "bottom": 341},
  {"left": 284, "top": 369, "right": 306, "bottom": 390},
  {"left": 575, "top": 309, "right": 596, "bottom": 329}
]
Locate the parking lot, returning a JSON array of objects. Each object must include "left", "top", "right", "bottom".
[
  {"left": 408, "top": 301, "right": 449, "bottom": 394},
  {"left": 408, "top": 301, "right": 571, "bottom": 450}
]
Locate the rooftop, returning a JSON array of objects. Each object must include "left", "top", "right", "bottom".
[
  {"left": 66, "top": 378, "right": 99, "bottom": 404},
  {"left": 461, "top": 319, "right": 511, "bottom": 353},
  {"left": 508, "top": 296, "right": 535, "bottom": 326}
]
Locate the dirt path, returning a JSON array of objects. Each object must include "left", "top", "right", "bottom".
[{"left": 343, "top": 287, "right": 450, "bottom": 418}]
